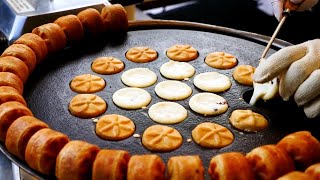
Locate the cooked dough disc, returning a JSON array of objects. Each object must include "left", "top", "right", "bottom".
[
  {"left": 160, "top": 61, "right": 195, "bottom": 80},
  {"left": 148, "top": 102, "right": 188, "bottom": 124},
  {"left": 121, "top": 68, "right": 157, "bottom": 88},
  {"left": 112, "top": 87, "right": 151, "bottom": 109},
  {"left": 193, "top": 72, "right": 231, "bottom": 92},
  {"left": 155, "top": 80, "right": 192, "bottom": 100},
  {"left": 189, "top": 93, "right": 228, "bottom": 116}
]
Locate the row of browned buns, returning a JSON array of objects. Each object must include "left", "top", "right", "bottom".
[
  {"left": 3, "top": 115, "right": 320, "bottom": 180},
  {"left": 0, "top": 4, "right": 320, "bottom": 180}
]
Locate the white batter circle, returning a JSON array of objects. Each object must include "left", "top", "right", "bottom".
[
  {"left": 121, "top": 68, "right": 157, "bottom": 87},
  {"left": 155, "top": 80, "right": 192, "bottom": 100},
  {"left": 112, "top": 87, "right": 152, "bottom": 109},
  {"left": 148, "top": 102, "right": 188, "bottom": 124},
  {"left": 189, "top": 93, "right": 228, "bottom": 116},
  {"left": 160, "top": 61, "right": 195, "bottom": 80},
  {"left": 193, "top": 72, "right": 231, "bottom": 92}
]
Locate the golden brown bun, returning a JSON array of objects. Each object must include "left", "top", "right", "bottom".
[
  {"left": 0, "top": 72, "right": 24, "bottom": 94},
  {"left": 25, "top": 128, "right": 69, "bottom": 175},
  {"left": 277, "top": 171, "right": 313, "bottom": 180},
  {"left": 246, "top": 144, "right": 295, "bottom": 180},
  {"left": 0, "top": 86, "right": 26, "bottom": 105},
  {"left": 5, "top": 116, "right": 48, "bottom": 160},
  {"left": 208, "top": 152, "right": 255, "bottom": 180},
  {"left": 92, "top": 149, "right": 130, "bottom": 180},
  {"left": 55, "top": 140, "right": 100, "bottom": 180},
  {"left": 54, "top": 15, "right": 84, "bottom": 44},
  {"left": 77, "top": 8, "right": 105, "bottom": 37},
  {"left": 277, "top": 131, "right": 320, "bottom": 168},
  {"left": 32, "top": 23, "right": 66, "bottom": 53},
  {"left": 1, "top": 44, "right": 37, "bottom": 72},
  {"left": 0, "top": 101, "right": 33, "bottom": 141},
  {"left": 14, "top": 33, "right": 48, "bottom": 63},
  {"left": 305, "top": 163, "right": 320, "bottom": 180},
  {"left": 0, "top": 56, "right": 29, "bottom": 83},
  {"left": 101, "top": 4, "right": 128, "bottom": 33},
  {"left": 167, "top": 155, "right": 204, "bottom": 180},
  {"left": 127, "top": 154, "right": 165, "bottom": 180}
]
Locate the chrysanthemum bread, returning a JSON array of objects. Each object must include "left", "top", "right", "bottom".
[
  {"left": 14, "top": 33, "right": 48, "bottom": 63},
  {"left": 95, "top": 114, "right": 135, "bottom": 141},
  {"left": 54, "top": 14, "right": 84, "bottom": 44},
  {"left": 245, "top": 144, "right": 295, "bottom": 180},
  {"left": 55, "top": 140, "right": 100, "bottom": 180},
  {"left": 101, "top": 4, "right": 128, "bottom": 33},
  {"left": 0, "top": 56, "right": 29, "bottom": 83},
  {"left": 70, "top": 74, "right": 106, "bottom": 93},
  {"left": 92, "top": 149, "right": 130, "bottom": 180},
  {"left": 167, "top": 155, "right": 204, "bottom": 180},
  {"left": 68, "top": 94, "right": 107, "bottom": 118},
  {"left": 205, "top": 51, "right": 238, "bottom": 69},
  {"left": 125, "top": 47, "right": 158, "bottom": 63},
  {"left": 0, "top": 72, "right": 24, "bottom": 94},
  {"left": 77, "top": 8, "right": 104, "bottom": 37},
  {"left": 127, "top": 154, "right": 165, "bottom": 180},
  {"left": 208, "top": 152, "right": 255, "bottom": 180},
  {"left": 1, "top": 44, "right": 37, "bottom": 72},
  {"left": 232, "top": 64, "right": 255, "bottom": 86},
  {"left": 277, "top": 131, "right": 320, "bottom": 168},
  {"left": 166, "top": 44, "right": 198, "bottom": 62},
  {"left": 229, "top": 109, "right": 268, "bottom": 132},
  {"left": 25, "top": 128, "right": 69, "bottom": 175},
  {"left": 5, "top": 116, "right": 48, "bottom": 160},
  {"left": 142, "top": 125, "right": 182, "bottom": 152},
  {"left": 32, "top": 23, "right": 66, "bottom": 53},
  {"left": 192, "top": 122, "right": 233, "bottom": 148},
  {"left": 91, "top": 57, "right": 125, "bottom": 75},
  {"left": 0, "top": 86, "right": 26, "bottom": 105},
  {"left": 0, "top": 101, "right": 33, "bottom": 141}
]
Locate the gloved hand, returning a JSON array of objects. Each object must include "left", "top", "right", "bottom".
[
  {"left": 253, "top": 39, "right": 320, "bottom": 118},
  {"left": 271, "top": 0, "right": 318, "bottom": 20}
]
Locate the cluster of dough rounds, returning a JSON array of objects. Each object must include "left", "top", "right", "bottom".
[{"left": 1, "top": 3, "right": 319, "bottom": 180}]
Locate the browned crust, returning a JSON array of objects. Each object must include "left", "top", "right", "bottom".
[
  {"left": 277, "top": 131, "right": 320, "bottom": 168},
  {"left": 1, "top": 44, "right": 37, "bottom": 72},
  {"left": 0, "top": 101, "right": 33, "bottom": 141},
  {"left": 0, "top": 86, "right": 26, "bottom": 105},
  {"left": 127, "top": 155, "right": 165, "bottom": 180},
  {"left": 0, "top": 56, "right": 29, "bottom": 83},
  {"left": 54, "top": 15, "right": 84, "bottom": 44},
  {"left": 0, "top": 72, "right": 24, "bottom": 94},
  {"left": 208, "top": 152, "right": 255, "bottom": 180},
  {"left": 101, "top": 4, "right": 128, "bottom": 33},
  {"left": 92, "top": 149, "right": 130, "bottom": 180},
  {"left": 55, "top": 140, "right": 100, "bottom": 180},
  {"left": 32, "top": 23, "right": 66, "bottom": 53},
  {"left": 5, "top": 116, "right": 48, "bottom": 160},
  {"left": 167, "top": 155, "right": 204, "bottom": 180},
  {"left": 14, "top": 33, "right": 48, "bottom": 63},
  {"left": 25, "top": 128, "right": 69, "bottom": 175},
  {"left": 77, "top": 8, "right": 105, "bottom": 37},
  {"left": 246, "top": 144, "right": 295, "bottom": 180}
]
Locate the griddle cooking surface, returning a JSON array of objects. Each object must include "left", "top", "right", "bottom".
[{"left": 1, "top": 20, "right": 319, "bottom": 179}]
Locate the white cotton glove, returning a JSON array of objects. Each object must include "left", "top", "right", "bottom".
[
  {"left": 271, "top": 0, "right": 318, "bottom": 21},
  {"left": 253, "top": 39, "right": 320, "bottom": 118}
]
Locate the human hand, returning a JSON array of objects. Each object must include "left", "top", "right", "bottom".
[
  {"left": 253, "top": 39, "right": 320, "bottom": 118},
  {"left": 271, "top": 0, "right": 318, "bottom": 20}
]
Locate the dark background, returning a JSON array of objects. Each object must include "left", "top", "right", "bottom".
[{"left": 138, "top": 0, "right": 320, "bottom": 45}]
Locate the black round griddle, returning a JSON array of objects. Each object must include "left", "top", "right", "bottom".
[{"left": 1, "top": 20, "right": 319, "bottom": 180}]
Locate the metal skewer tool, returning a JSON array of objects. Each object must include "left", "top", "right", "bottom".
[{"left": 260, "top": 1, "right": 301, "bottom": 59}]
